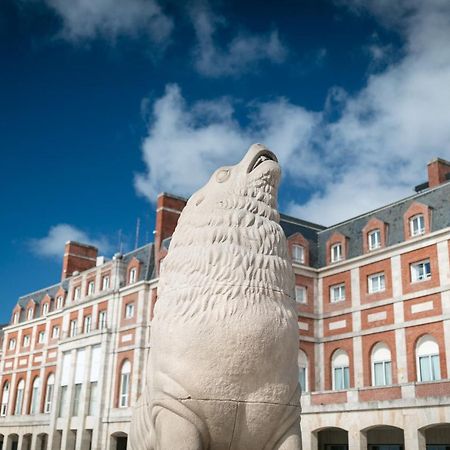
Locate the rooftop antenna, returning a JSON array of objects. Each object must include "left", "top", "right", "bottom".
[{"left": 134, "top": 217, "right": 141, "bottom": 249}]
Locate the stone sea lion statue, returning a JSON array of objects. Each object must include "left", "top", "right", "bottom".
[{"left": 130, "top": 143, "right": 301, "bottom": 450}]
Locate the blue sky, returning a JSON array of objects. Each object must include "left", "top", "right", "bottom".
[{"left": 1, "top": 0, "right": 450, "bottom": 323}]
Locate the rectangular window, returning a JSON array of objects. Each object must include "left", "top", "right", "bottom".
[
  {"left": 87, "top": 281, "right": 95, "bottom": 296},
  {"left": 333, "top": 366, "right": 350, "bottom": 390},
  {"left": 411, "top": 259, "right": 431, "bottom": 282},
  {"left": 125, "top": 303, "right": 134, "bottom": 319},
  {"left": 298, "top": 367, "right": 307, "bottom": 392},
  {"left": 70, "top": 320, "right": 78, "bottom": 337},
  {"left": 88, "top": 382, "right": 98, "bottom": 416},
  {"left": 42, "top": 303, "right": 48, "bottom": 316},
  {"left": 23, "top": 335, "right": 30, "bottom": 347},
  {"left": 98, "top": 311, "right": 107, "bottom": 330},
  {"left": 129, "top": 268, "right": 137, "bottom": 284},
  {"left": 331, "top": 243, "right": 343, "bottom": 262},
  {"left": 368, "top": 229, "right": 381, "bottom": 250},
  {"left": 52, "top": 326, "right": 60, "bottom": 339},
  {"left": 410, "top": 214, "right": 425, "bottom": 236},
  {"left": 72, "top": 384, "right": 82, "bottom": 416},
  {"left": 38, "top": 331, "right": 45, "bottom": 344},
  {"left": 419, "top": 354, "right": 441, "bottom": 382},
  {"left": 295, "top": 286, "right": 307, "bottom": 304},
  {"left": 102, "top": 275, "right": 110, "bottom": 291},
  {"left": 330, "top": 284, "right": 346, "bottom": 303},
  {"left": 373, "top": 361, "right": 392, "bottom": 386},
  {"left": 120, "top": 373, "right": 129, "bottom": 407},
  {"left": 83, "top": 315, "right": 92, "bottom": 334},
  {"left": 27, "top": 308, "right": 33, "bottom": 320},
  {"left": 368, "top": 273, "right": 386, "bottom": 293},
  {"left": 292, "top": 245, "right": 304, "bottom": 263},
  {"left": 14, "top": 388, "right": 23, "bottom": 415},
  {"left": 44, "top": 384, "right": 53, "bottom": 413},
  {"left": 56, "top": 296, "right": 64, "bottom": 309},
  {"left": 58, "top": 386, "right": 67, "bottom": 418},
  {"left": 9, "top": 339, "right": 16, "bottom": 350},
  {"left": 30, "top": 385, "right": 39, "bottom": 414},
  {"left": 74, "top": 286, "right": 81, "bottom": 301}
]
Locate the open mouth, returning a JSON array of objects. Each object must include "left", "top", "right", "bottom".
[{"left": 248, "top": 150, "right": 278, "bottom": 173}]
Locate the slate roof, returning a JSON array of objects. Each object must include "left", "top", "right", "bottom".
[
  {"left": 121, "top": 243, "right": 155, "bottom": 282},
  {"left": 316, "top": 181, "right": 450, "bottom": 267}
]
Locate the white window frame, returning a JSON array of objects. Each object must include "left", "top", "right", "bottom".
[
  {"left": 69, "top": 320, "right": 78, "bottom": 337},
  {"left": 98, "top": 311, "right": 107, "bottom": 330},
  {"left": 411, "top": 259, "right": 431, "bottom": 283},
  {"left": 84, "top": 315, "right": 92, "bottom": 334},
  {"left": 291, "top": 244, "right": 305, "bottom": 264},
  {"left": 44, "top": 375, "right": 54, "bottom": 414},
  {"left": 30, "top": 377, "right": 40, "bottom": 414},
  {"left": 410, "top": 214, "right": 425, "bottom": 237},
  {"left": 368, "top": 272, "right": 386, "bottom": 294},
  {"left": 371, "top": 343, "right": 392, "bottom": 387},
  {"left": 102, "top": 275, "right": 110, "bottom": 291},
  {"left": 74, "top": 286, "right": 81, "bottom": 301},
  {"left": 416, "top": 336, "right": 441, "bottom": 382},
  {"left": 119, "top": 361, "right": 131, "bottom": 408},
  {"left": 295, "top": 285, "right": 307, "bottom": 304},
  {"left": 331, "top": 243, "right": 343, "bottom": 263},
  {"left": 125, "top": 303, "right": 134, "bottom": 319},
  {"left": 368, "top": 229, "right": 381, "bottom": 250},
  {"left": 330, "top": 283, "right": 346, "bottom": 303},
  {"left": 332, "top": 350, "right": 350, "bottom": 391},
  {"left": 42, "top": 303, "right": 49, "bottom": 316},
  {"left": 14, "top": 380, "right": 25, "bottom": 415},
  {"left": 87, "top": 281, "right": 95, "bottom": 296},
  {"left": 27, "top": 308, "right": 34, "bottom": 320},
  {"left": 52, "top": 326, "right": 60, "bottom": 339},
  {"left": 129, "top": 268, "right": 137, "bottom": 284},
  {"left": 38, "top": 331, "right": 45, "bottom": 344},
  {"left": 56, "top": 296, "right": 64, "bottom": 309},
  {"left": 1, "top": 382, "right": 9, "bottom": 416},
  {"left": 23, "top": 335, "right": 30, "bottom": 348},
  {"left": 298, "top": 350, "right": 308, "bottom": 393},
  {"left": 9, "top": 339, "right": 16, "bottom": 351}
]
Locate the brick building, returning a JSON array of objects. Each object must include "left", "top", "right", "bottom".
[{"left": 1, "top": 158, "right": 450, "bottom": 450}]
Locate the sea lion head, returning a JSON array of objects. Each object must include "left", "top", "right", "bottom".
[{"left": 186, "top": 143, "right": 281, "bottom": 220}]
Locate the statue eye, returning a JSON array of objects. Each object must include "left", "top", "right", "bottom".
[{"left": 216, "top": 169, "right": 230, "bottom": 183}]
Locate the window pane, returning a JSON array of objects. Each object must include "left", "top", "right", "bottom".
[
  {"left": 374, "top": 362, "right": 384, "bottom": 386},
  {"left": 299, "top": 367, "right": 306, "bottom": 392},
  {"left": 419, "top": 356, "right": 431, "bottom": 381},
  {"left": 334, "top": 368, "right": 343, "bottom": 390},
  {"left": 343, "top": 366, "right": 350, "bottom": 389},
  {"left": 431, "top": 355, "right": 441, "bottom": 381},
  {"left": 385, "top": 361, "right": 392, "bottom": 385}
]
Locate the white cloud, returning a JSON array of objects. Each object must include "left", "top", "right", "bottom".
[
  {"left": 134, "top": 84, "right": 320, "bottom": 200},
  {"left": 190, "top": 3, "right": 287, "bottom": 77},
  {"left": 30, "top": 224, "right": 111, "bottom": 259},
  {"left": 41, "top": 0, "right": 173, "bottom": 43},
  {"left": 137, "top": 1, "right": 450, "bottom": 226}
]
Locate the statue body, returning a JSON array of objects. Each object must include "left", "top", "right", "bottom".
[{"left": 130, "top": 144, "right": 301, "bottom": 450}]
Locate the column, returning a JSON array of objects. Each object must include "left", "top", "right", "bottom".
[
  {"left": 302, "top": 430, "right": 318, "bottom": 450},
  {"left": 404, "top": 425, "right": 426, "bottom": 450},
  {"left": 16, "top": 435, "right": 23, "bottom": 450},
  {"left": 75, "top": 346, "right": 92, "bottom": 450},
  {"left": 348, "top": 427, "right": 367, "bottom": 450},
  {"left": 316, "top": 277, "right": 324, "bottom": 391}
]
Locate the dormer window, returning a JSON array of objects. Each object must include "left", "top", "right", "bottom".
[
  {"left": 27, "top": 308, "right": 34, "bottom": 321},
  {"left": 87, "top": 281, "right": 95, "bottom": 296},
  {"left": 410, "top": 214, "right": 425, "bottom": 237},
  {"left": 291, "top": 245, "right": 305, "bottom": 264},
  {"left": 129, "top": 268, "right": 137, "bottom": 284},
  {"left": 368, "top": 229, "right": 381, "bottom": 250},
  {"left": 74, "top": 287, "right": 81, "bottom": 301},
  {"left": 42, "top": 303, "right": 49, "bottom": 316},
  {"left": 331, "top": 243, "right": 343, "bottom": 263},
  {"left": 56, "top": 296, "right": 64, "bottom": 309}
]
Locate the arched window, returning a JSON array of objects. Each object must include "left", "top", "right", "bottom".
[
  {"left": 1, "top": 382, "right": 10, "bottom": 416},
  {"left": 416, "top": 335, "right": 441, "bottom": 382},
  {"left": 129, "top": 268, "right": 137, "bottom": 284},
  {"left": 291, "top": 245, "right": 304, "bottom": 264},
  {"left": 332, "top": 349, "right": 350, "bottom": 390},
  {"left": 298, "top": 350, "right": 308, "bottom": 392},
  {"left": 44, "top": 374, "right": 55, "bottom": 413},
  {"left": 42, "top": 303, "right": 49, "bottom": 316},
  {"left": 30, "top": 377, "right": 40, "bottom": 414},
  {"left": 119, "top": 360, "right": 131, "bottom": 408},
  {"left": 371, "top": 342, "right": 392, "bottom": 386},
  {"left": 14, "top": 379, "right": 25, "bottom": 415}
]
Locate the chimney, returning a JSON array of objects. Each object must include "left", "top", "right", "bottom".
[
  {"left": 154, "top": 193, "right": 187, "bottom": 273},
  {"left": 427, "top": 158, "right": 450, "bottom": 188},
  {"left": 61, "top": 241, "right": 98, "bottom": 280}
]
